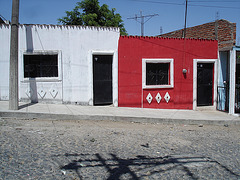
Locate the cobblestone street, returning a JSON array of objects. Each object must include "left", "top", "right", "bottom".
[{"left": 0, "top": 117, "right": 239, "bottom": 179}]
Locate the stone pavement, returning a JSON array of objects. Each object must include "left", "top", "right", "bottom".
[
  {"left": 0, "top": 118, "right": 239, "bottom": 179},
  {"left": 0, "top": 101, "right": 240, "bottom": 125}
]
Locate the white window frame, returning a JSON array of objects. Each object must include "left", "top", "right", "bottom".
[
  {"left": 88, "top": 50, "right": 118, "bottom": 107},
  {"left": 21, "top": 50, "right": 62, "bottom": 82},
  {"left": 193, "top": 59, "right": 218, "bottom": 110},
  {"left": 142, "top": 58, "right": 174, "bottom": 89}
]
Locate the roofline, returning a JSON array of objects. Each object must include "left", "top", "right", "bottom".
[
  {"left": 0, "top": 23, "right": 120, "bottom": 32},
  {"left": 159, "top": 19, "right": 236, "bottom": 36},
  {"left": 121, "top": 35, "right": 217, "bottom": 42}
]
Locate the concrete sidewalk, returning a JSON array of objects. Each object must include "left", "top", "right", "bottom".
[{"left": 0, "top": 101, "right": 240, "bottom": 125}]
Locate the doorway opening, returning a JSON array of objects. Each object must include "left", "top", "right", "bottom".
[
  {"left": 197, "top": 63, "right": 214, "bottom": 106},
  {"left": 93, "top": 55, "right": 113, "bottom": 105}
]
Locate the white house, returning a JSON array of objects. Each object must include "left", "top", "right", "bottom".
[{"left": 0, "top": 24, "right": 120, "bottom": 106}]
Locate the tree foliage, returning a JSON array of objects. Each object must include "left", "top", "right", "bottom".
[{"left": 58, "top": 0, "right": 127, "bottom": 35}]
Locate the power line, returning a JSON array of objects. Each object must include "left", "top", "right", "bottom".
[
  {"left": 188, "top": 3, "right": 240, "bottom": 9},
  {"left": 0, "top": 14, "right": 7, "bottom": 21},
  {"left": 189, "top": 1, "right": 240, "bottom": 2},
  {"left": 127, "top": 11, "right": 159, "bottom": 36},
  {"left": 130, "top": 0, "right": 184, "bottom": 6},
  {"left": 129, "top": 0, "right": 240, "bottom": 9}
]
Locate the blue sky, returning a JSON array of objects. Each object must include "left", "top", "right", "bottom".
[{"left": 0, "top": 0, "right": 239, "bottom": 45}]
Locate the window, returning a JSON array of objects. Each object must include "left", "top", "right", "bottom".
[
  {"left": 24, "top": 54, "right": 58, "bottom": 78},
  {"left": 146, "top": 63, "right": 169, "bottom": 85},
  {"left": 142, "top": 58, "right": 174, "bottom": 89}
]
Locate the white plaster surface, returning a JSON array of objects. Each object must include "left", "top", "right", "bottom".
[{"left": 0, "top": 24, "right": 120, "bottom": 106}]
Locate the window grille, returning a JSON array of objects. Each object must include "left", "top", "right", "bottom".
[{"left": 24, "top": 54, "right": 58, "bottom": 78}]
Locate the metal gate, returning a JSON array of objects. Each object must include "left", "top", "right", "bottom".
[
  {"left": 235, "top": 85, "right": 240, "bottom": 113},
  {"left": 93, "top": 55, "right": 113, "bottom": 105},
  {"left": 217, "top": 83, "right": 229, "bottom": 112}
]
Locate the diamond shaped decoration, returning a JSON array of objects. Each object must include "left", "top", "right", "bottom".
[
  {"left": 25, "top": 87, "right": 33, "bottom": 98},
  {"left": 49, "top": 84, "right": 58, "bottom": 98},
  {"left": 146, "top": 93, "right": 153, "bottom": 104},
  {"left": 164, "top": 92, "right": 170, "bottom": 103},
  {"left": 38, "top": 89, "right": 46, "bottom": 99},
  {"left": 155, "top": 93, "right": 162, "bottom": 104}
]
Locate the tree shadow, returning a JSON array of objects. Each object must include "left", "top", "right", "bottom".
[{"left": 52, "top": 153, "right": 240, "bottom": 179}]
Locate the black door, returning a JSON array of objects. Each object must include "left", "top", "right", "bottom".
[
  {"left": 93, "top": 55, "right": 113, "bottom": 105},
  {"left": 197, "top": 63, "right": 214, "bottom": 106}
]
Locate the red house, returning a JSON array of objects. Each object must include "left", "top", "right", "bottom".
[{"left": 118, "top": 36, "right": 218, "bottom": 110}]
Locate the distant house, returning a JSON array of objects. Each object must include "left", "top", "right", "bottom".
[
  {"left": 158, "top": 19, "right": 236, "bottom": 51},
  {"left": 158, "top": 19, "right": 240, "bottom": 115}
]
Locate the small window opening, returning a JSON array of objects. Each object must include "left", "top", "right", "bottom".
[
  {"left": 146, "top": 63, "right": 169, "bottom": 85},
  {"left": 24, "top": 54, "right": 58, "bottom": 78}
]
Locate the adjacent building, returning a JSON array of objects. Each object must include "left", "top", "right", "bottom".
[
  {"left": 118, "top": 36, "right": 218, "bottom": 110},
  {"left": 0, "top": 24, "right": 120, "bottom": 106},
  {"left": 159, "top": 19, "right": 240, "bottom": 115}
]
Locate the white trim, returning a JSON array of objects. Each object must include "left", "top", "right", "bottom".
[
  {"left": 229, "top": 50, "right": 236, "bottom": 115},
  {"left": 142, "top": 58, "right": 174, "bottom": 89},
  {"left": 193, "top": 59, "right": 218, "bottom": 110},
  {"left": 89, "top": 50, "right": 118, "bottom": 107},
  {"left": 20, "top": 50, "right": 62, "bottom": 82}
]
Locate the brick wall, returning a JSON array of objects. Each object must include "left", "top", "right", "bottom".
[{"left": 159, "top": 19, "right": 236, "bottom": 51}]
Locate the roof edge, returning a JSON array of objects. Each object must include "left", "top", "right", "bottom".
[
  {"left": 121, "top": 35, "right": 217, "bottom": 42},
  {"left": 0, "top": 23, "right": 120, "bottom": 32},
  {"left": 159, "top": 19, "right": 236, "bottom": 37}
]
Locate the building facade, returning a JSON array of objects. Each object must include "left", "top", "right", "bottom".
[
  {"left": 0, "top": 24, "right": 120, "bottom": 106},
  {"left": 159, "top": 19, "right": 240, "bottom": 115},
  {"left": 118, "top": 36, "right": 218, "bottom": 110},
  {"left": 1, "top": 24, "right": 220, "bottom": 110}
]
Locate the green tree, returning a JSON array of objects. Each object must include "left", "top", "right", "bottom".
[{"left": 58, "top": 0, "right": 127, "bottom": 35}]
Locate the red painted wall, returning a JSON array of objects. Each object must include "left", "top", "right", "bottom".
[{"left": 118, "top": 36, "right": 218, "bottom": 109}]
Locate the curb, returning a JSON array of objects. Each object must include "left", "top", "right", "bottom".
[{"left": 1, "top": 111, "right": 240, "bottom": 126}]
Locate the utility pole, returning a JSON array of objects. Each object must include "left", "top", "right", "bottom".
[
  {"left": 128, "top": 11, "right": 158, "bottom": 36},
  {"left": 215, "top": 11, "right": 219, "bottom": 40},
  {"left": 183, "top": 0, "right": 188, "bottom": 38},
  {"left": 9, "top": 0, "right": 19, "bottom": 110}
]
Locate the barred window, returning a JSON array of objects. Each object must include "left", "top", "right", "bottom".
[
  {"left": 24, "top": 54, "right": 58, "bottom": 78},
  {"left": 146, "top": 63, "right": 169, "bottom": 85},
  {"left": 142, "top": 58, "right": 174, "bottom": 89}
]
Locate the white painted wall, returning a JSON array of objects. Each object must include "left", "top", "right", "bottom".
[
  {"left": 229, "top": 49, "right": 236, "bottom": 115},
  {"left": 0, "top": 25, "right": 10, "bottom": 100},
  {"left": 0, "top": 24, "right": 120, "bottom": 106},
  {"left": 229, "top": 47, "right": 240, "bottom": 115}
]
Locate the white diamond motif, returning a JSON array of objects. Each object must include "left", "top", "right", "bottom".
[
  {"left": 155, "top": 93, "right": 162, "bottom": 104},
  {"left": 25, "top": 87, "right": 33, "bottom": 98},
  {"left": 38, "top": 89, "right": 46, "bottom": 99},
  {"left": 164, "top": 92, "right": 170, "bottom": 103},
  {"left": 49, "top": 84, "right": 58, "bottom": 98},
  {"left": 146, "top": 93, "right": 153, "bottom": 104}
]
